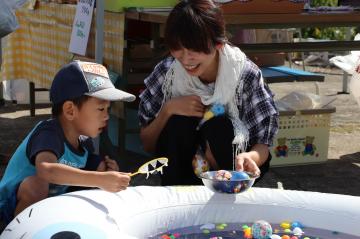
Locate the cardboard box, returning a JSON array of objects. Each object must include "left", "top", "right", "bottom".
[
  {"left": 248, "top": 53, "right": 285, "bottom": 67},
  {"left": 45, "top": 0, "right": 77, "bottom": 4},
  {"left": 255, "top": 29, "right": 293, "bottom": 44},
  {"left": 226, "top": 28, "right": 291, "bottom": 66},
  {"left": 270, "top": 107, "right": 336, "bottom": 166},
  {"left": 227, "top": 28, "right": 256, "bottom": 44},
  {"left": 129, "top": 44, "right": 154, "bottom": 59},
  {"left": 218, "top": 0, "right": 305, "bottom": 14},
  {"left": 250, "top": 29, "right": 293, "bottom": 66}
]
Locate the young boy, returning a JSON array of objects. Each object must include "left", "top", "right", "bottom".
[{"left": 0, "top": 60, "right": 135, "bottom": 223}]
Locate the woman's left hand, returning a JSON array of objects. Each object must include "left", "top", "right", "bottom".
[
  {"left": 235, "top": 152, "right": 261, "bottom": 177},
  {"left": 97, "top": 156, "right": 120, "bottom": 172}
]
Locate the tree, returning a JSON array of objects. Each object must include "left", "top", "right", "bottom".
[
  {"left": 310, "top": 0, "right": 338, "bottom": 7},
  {"left": 302, "top": 0, "right": 356, "bottom": 40}
]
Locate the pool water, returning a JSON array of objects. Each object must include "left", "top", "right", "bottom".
[{"left": 149, "top": 222, "right": 360, "bottom": 239}]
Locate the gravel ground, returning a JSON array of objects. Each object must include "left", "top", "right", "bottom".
[
  {"left": 1, "top": 65, "right": 360, "bottom": 232},
  {"left": 0, "top": 66, "right": 360, "bottom": 231}
]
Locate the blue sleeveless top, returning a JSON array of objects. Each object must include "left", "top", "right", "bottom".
[{"left": 0, "top": 119, "right": 96, "bottom": 221}]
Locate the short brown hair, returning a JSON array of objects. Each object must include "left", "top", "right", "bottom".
[
  {"left": 51, "top": 95, "right": 90, "bottom": 117},
  {"left": 165, "top": 0, "right": 227, "bottom": 54}
]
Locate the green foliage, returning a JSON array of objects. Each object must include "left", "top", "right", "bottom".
[
  {"left": 310, "top": 0, "right": 338, "bottom": 6},
  {"left": 303, "top": 0, "right": 356, "bottom": 40},
  {"left": 302, "top": 27, "right": 355, "bottom": 41}
]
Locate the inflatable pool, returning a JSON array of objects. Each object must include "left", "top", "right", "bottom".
[{"left": 1, "top": 186, "right": 360, "bottom": 238}]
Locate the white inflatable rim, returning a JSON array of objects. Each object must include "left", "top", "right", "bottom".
[{"left": 1, "top": 186, "right": 360, "bottom": 238}]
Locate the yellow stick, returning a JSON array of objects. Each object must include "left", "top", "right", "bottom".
[
  {"left": 129, "top": 157, "right": 169, "bottom": 177},
  {"left": 130, "top": 171, "right": 140, "bottom": 177}
]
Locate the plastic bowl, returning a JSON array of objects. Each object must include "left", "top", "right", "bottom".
[{"left": 199, "top": 171, "right": 258, "bottom": 194}]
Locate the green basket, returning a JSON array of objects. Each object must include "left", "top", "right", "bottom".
[{"left": 105, "top": 0, "right": 178, "bottom": 12}]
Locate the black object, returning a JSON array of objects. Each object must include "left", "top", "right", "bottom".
[
  {"left": 338, "top": 0, "right": 360, "bottom": 7},
  {"left": 51, "top": 231, "right": 81, "bottom": 239},
  {"left": 155, "top": 115, "right": 271, "bottom": 185}
]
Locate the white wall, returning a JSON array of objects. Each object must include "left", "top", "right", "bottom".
[{"left": 2, "top": 79, "right": 50, "bottom": 104}]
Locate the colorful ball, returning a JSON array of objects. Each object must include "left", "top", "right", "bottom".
[
  {"left": 204, "top": 111, "right": 214, "bottom": 120},
  {"left": 280, "top": 221, "right": 291, "bottom": 229},
  {"left": 215, "top": 170, "right": 232, "bottom": 181},
  {"left": 211, "top": 103, "right": 225, "bottom": 116},
  {"left": 291, "top": 221, "right": 303, "bottom": 229},
  {"left": 251, "top": 220, "right": 272, "bottom": 239},
  {"left": 231, "top": 171, "right": 250, "bottom": 180},
  {"left": 292, "top": 227, "right": 304, "bottom": 236}
]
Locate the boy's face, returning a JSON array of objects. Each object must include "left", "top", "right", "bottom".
[{"left": 73, "top": 97, "right": 110, "bottom": 138}]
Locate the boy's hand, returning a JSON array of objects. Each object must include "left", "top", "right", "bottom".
[
  {"left": 99, "top": 171, "right": 131, "bottom": 192},
  {"left": 97, "top": 156, "right": 119, "bottom": 172}
]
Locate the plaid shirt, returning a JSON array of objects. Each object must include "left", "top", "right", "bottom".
[{"left": 138, "top": 56, "right": 279, "bottom": 146}]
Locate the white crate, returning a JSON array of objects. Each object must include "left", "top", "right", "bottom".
[{"left": 270, "top": 107, "right": 335, "bottom": 166}]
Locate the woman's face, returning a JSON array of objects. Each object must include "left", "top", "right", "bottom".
[{"left": 170, "top": 45, "right": 221, "bottom": 79}]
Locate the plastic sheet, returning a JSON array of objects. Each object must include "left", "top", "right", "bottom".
[
  {"left": 330, "top": 33, "right": 360, "bottom": 106},
  {"left": 0, "top": 0, "right": 27, "bottom": 38},
  {"left": 0, "top": 0, "right": 18, "bottom": 38},
  {"left": 275, "top": 91, "right": 336, "bottom": 111},
  {"left": 349, "top": 63, "right": 360, "bottom": 106}
]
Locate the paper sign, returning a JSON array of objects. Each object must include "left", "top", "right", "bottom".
[{"left": 69, "top": 0, "right": 95, "bottom": 55}]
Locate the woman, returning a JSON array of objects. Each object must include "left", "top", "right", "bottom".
[{"left": 138, "top": 0, "right": 279, "bottom": 185}]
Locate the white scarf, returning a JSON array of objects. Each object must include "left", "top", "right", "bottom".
[{"left": 161, "top": 44, "right": 249, "bottom": 155}]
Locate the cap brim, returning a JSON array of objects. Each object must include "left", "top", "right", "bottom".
[{"left": 85, "top": 88, "right": 136, "bottom": 102}]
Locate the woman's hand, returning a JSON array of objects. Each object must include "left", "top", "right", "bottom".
[
  {"left": 235, "top": 152, "right": 261, "bottom": 177},
  {"left": 164, "top": 95, "right": 205, "bottom": 118},
  {"left": 97, "top": 156, "right": 119, "bottom": 172}
]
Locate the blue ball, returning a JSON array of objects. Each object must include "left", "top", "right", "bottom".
[
  {"left": 231, "top": 171, "right": 250, "bottom": 180},
  {"left": 211, "top": 103, "right": 225, "bottom": 116},
  {"left": 291, "top": 221, "right": 304, "bottom": 229}
]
